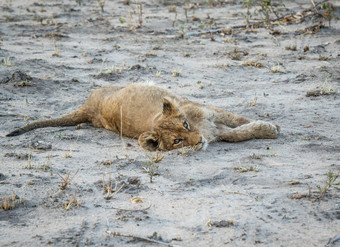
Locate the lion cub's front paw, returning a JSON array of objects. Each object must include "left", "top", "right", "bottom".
[{"left": 254, "top": 121, "right": 279, "bottom": 139}]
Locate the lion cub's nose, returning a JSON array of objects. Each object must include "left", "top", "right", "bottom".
[
  {"left": 199, "top": 136, "right": 207, "bottom": 143},
  {"left": 198, "top": 136, "right": 208, "bottom": 150}
]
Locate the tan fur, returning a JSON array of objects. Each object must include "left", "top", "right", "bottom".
[{"left": 7, "top": 83, "right": 279, "bottom": 151}]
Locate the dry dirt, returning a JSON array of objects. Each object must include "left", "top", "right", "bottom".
[{"left": 1, "top": 0, "right": 340, "bottom": 246}]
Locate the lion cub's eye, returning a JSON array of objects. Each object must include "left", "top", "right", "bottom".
[
  {"left": 174, "top": 139, "right": 183, "bottom": 144},
  {"left": 183, "top": 121, "right": 189, "bottom": 130}
]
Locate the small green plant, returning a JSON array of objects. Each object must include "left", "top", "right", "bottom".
[
  {"left": 316, "top": 170, "right": 339, "bottom": 199},
  {"left": 321, "top": 2, "right": 337, "bottom": 26},
  {"left": 243, "top": 0, "right": 253, "bottom": 26},
  {"left": 96, "top": 0, "right": 105, "bottom": 12},
  {"left": 242, "top": 0, "right": 284, "bottom": 26},
  {"left": 142, "top": 161, "right": 159, "bottom": 183},
  {"left": 178, "top": 24, "right": 184, "bottom": 37},
  {"left": 119, "top": 17, "right": 126, "bottom": 24},
  {"left": 53, "top": 131, "right": 63, "bottom": 139},
  {"left": 291, "top": 170, "right": 339, "bottom": 200},
  {"left": 142, "top": 154, "right": 162, "bottom": 183},
  {"left": 117, "top": 1, "right": 143, "bottom": 29}
]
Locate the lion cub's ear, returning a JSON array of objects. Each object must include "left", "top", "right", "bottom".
[
  {"left": 162, "top": 97, "right": 178, "bottom": 116},
  {"left": 139, "top": 131, "right": 159, "bottom": 151}
]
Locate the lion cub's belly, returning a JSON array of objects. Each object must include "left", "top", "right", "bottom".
[
  {"left": 197, "top": 119, "right": 219, "bottom": 143},
  {"left": 182, "top": 105, "right": 219, "bottom": 143}
]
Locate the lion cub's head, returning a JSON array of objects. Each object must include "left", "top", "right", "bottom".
[{"left": 139, "top": 98, "right": 204, "bottom": 151}]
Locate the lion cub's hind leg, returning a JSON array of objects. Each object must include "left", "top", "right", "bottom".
[{"left": 217, "top": 121, "right": 279, "bottom": 142}]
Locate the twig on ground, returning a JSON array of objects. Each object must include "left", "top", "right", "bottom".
[
  {"left": 310, "top": 0, "right": 316, "bottom": 8},
  {"left": 120, "top": 106, "right": 126, "bottom": 148},
  {"left": 0, "top": 113, "right": 31, "bottom": 117},
  {"left": 103, "top": 173, "right": 125, "bottom": 199},
  {"left": 291, "top": 184, "right": 311, "bottom": 199},
  {"left": 225, "top": 191, "right": 249, "bottom": 197},
  {"left": 105, "top": 182, "right": 125, "bottom": 200},
  {"left": 105, "top": 200, "right": 152, "bottom": 211},
  {"left": 185, "top": 0, "right": 331, "bottom": 37},
  {"left": 138, "top": 3, "right": 143, "bottom": 28},
  {"left": 326, "top": 235, "right": 340, "bottom": 247},
  {"left": 306, "top": 89, "right": 337, "bottom": 97},
  {"left": 106, "top": 230, "right": 181, "bottom": 247}
]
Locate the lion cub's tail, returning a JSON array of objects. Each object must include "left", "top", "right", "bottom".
[{"left": 6, "top": 107, "right": 89, "bottom": 137}]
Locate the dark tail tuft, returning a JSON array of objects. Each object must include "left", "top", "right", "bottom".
[
  {"left": 6, "top": 129, "right": 25, "bottom": 137},
  {"left": 6, "top": 106, "right": 89, "bottom": 137}
]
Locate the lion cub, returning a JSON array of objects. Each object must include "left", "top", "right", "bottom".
[{"left": 7, "top": 83, "right": 279, "bottom": 151}]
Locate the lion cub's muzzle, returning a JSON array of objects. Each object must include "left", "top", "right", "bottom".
[
  {"left": 195, "top": 136, "right": 208, "bottom": 151},
  {"left": 138, "top": 130, "right": 207, "bottom": 151}
]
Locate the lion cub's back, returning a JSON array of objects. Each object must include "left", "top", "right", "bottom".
[
  {"left": 118, "top": 83, "right": 175, "bottom": 103},
  {"left": 101, "top": 83, "right": 179, "bottom": 137},
  {"left": 115, "top": 83, "right": 178, "bottom": 117}
]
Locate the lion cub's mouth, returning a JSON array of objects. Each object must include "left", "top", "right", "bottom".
[
  {"left": 178, "top": 136, "right": 207, "bottom": 154},
  {"left": 193, "top": 136, "right": 208, "bottom": 151}
]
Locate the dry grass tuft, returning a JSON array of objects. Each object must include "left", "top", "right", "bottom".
[
  {"left": 316, "top": 170, "right": 339, "bottom": 200},
  {"left": 271, "top": 63, "right": 285, "bottom": 73},
  {"left": 250, "top": 96, "right": 258, "bottom": 107},
  {"left": 1, "top": 197, "right": 15, "bottom": 211},
  {"left": 172, "top": 68, "right": 182, "bottom": 77},
  {"left": 241, "top": 60, "right": 263, "bottom": 68},
  {"left": 58, "top": 169, "right": 79, "bottom": 190},
  {"left": 102, "top": 161, "right": 125, "bottom": 200},
  {"left": 234, "top": 160, "right": 259, "bottom": 173},
  {"left": 306, "top": 80, "right": 338, "bottom": 97},
  {"left": 147, "top": 151, "right": 164, "bottom": 163},
  {"left": 64, "top": 194, "right": 80, "bottom": 210},
  {"left": 2, "top": 57, "right": 13, "bottom": 66}
]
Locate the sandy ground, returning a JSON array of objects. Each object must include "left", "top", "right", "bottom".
[{"left": 0, "top": 0, "right": 339, "bottom": 246}]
